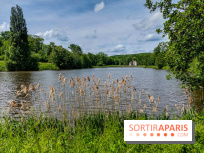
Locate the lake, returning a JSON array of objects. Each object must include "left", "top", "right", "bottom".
[{"left": 0, "top": 67, "right": 196, "bottom": 118}]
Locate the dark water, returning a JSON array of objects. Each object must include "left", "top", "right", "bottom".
[{"left": 0, "top": 67, "right": 201, "bottom": 118}]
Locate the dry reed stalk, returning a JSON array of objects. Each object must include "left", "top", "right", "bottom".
[
  {"left": 139, "top": 106, "right": 143, "bottom": 113},
  {"left": 181, "top": 104, "right": 185, "bottom": 115},
  {"left": 139, "top": 91, "right": 141, "bottom": 99},
  {"left": 164, "top": 105, "right": 168, "bottom": 116},
  {"left": 153, "top": 106, "right": 157, "bottom": 112},
  {"left": 36, "top": 83, "right": 42, "bottom": 113},
  {"left": 118, "top": 95, "right": 121, "bottom": 117},
  {"left": 107, "top": 73, "right": 110, "bottom": 81}
]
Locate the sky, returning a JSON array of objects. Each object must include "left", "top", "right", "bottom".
[{"left": 0, "top": 0, "right": 169, "bottom": 55}]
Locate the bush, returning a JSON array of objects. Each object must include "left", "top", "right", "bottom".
[
  {"left": 0, "top": 55, "right": 4, "bottom": 60},
  {"left": 97, "top": 61, "right": 105, "bottom": 66},
  {"left": 5, "top": 60, "right": 17, "bottom": 71},
  {"left": 155, "top": 53, "right": 166, "bottom": 69},
  {"left": 29, "top": 57, "right": 39, "bottom": 70},
  {"left": 31, "top": 53, "right": 40, "bottom": 62}
]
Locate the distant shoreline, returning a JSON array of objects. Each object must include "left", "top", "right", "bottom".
[{"left": 0, "top": 60, "right": 170, "bottom": 71}]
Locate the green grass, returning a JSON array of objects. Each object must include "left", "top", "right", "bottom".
[
  {"left": 0, "top": 108, "right": 203, "bottom": 153},
  {"left": 39, "top": 62, "right": 59, "bottom": 70},
  {"left": 93, "top": 65, "right": 171, "bottom": 71},
  {"left": 137, "top": 65, "right": 170, "bottom": 70}
]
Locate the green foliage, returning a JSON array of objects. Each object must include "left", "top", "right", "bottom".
[
  {"left": 0, "top": 55, "right": 4, "bottom": 60},
  {"left": 0, "top": 60, "right": 5, "bottom": 71},
  {"left": 155, "top": 52, "right": 166, "bottom": 69},
  {"left": 5, "top": 60, "right": 17, "bottom": 71},
  {"left": 111, "top": 53, "right": 156, "bottom": 66},
  {"left": 87, "top": 52, "right": 97, "bottom": 66},
  {"left": 39, "top": 62, "right": 59, "bottom": 70},
  {"left": 31, "top": 53, "right": 41, "bottom": 62},
  {"left": 187, "top": 57, "right": 202, "bottom": 76},
  {"left": 96, "top": 52, "right": 108, "bottom": 65},
  {"left": 97, "top": 61, "right": 104, "bottom": 66},
  {"left": 49, "top": 45, "right": 74, "bottom": 69},
  {"left": 166, "top": 74, "right": 172, "bottom": 80},
  {"left": 28, "top": 35, "right": 44, "bottom": 53},
  {"left": 0, "top": 31, "right": 10, "bottom": 41},
  {"left": 81, "top": 54, "right": 92, "bottom": 68},
  {"left": 68, "top": 44, "right": 83, "bottom": 55},
  {"left": 0, "top": 31, "right": 10, "bottom": 55},
  {"left": 145, "top": 0, "right": 204, "bottom": 88}
]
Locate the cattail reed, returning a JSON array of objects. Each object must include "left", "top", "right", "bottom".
[{"left": 9, "top": 72, "right": 167, "bottom": 128}]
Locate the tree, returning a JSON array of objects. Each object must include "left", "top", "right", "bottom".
[
  {"left": 145, "top": 0, "right": 204, "bottom": 88},
  {"left": 96, "top": 52, "right": 108, "bottom": 65},
  {"left": 0, "top": 31, "right": 10, "bottom": 41},
  {"left": 155, "top": 52, "right": 166, "bottom": 69},
  {"left": 5, "top": 5, "right": 38, "bottom": 71},
  {"left": 87, "top": 52, "right": 97, "bottom": 66},
  {"left": 81, "top": 54, "right": 92, "bottom": 68},
  {"left": 0, "top": 31, "right": 11, "bottom": 55},
  {"left": 49, "top": 45, "right": 73, "bottom": 69},
  {"left": 28, "top": 35, "right": 44, "bottom": 53},
  {"left": 68, "top": 44, "right": 83, "bottom": 55}
]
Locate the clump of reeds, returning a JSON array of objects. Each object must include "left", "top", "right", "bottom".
[{"left": 8, "top": 73, "right": 186, "bottom": 126}]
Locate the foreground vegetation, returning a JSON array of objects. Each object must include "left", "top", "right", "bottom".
[
  {"left": 0, "top": 108, "right": 204, "bottom": 152},
  {"left": 1, "top": 72, "right": 203, "bottom": 152}
]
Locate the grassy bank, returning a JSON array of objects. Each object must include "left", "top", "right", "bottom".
[
  {"left": 92, "top": 65, "right": 130, "bottom": 68},
  {"left": 93, "top": 64, "right": 170, "bottom": 71},
  {"left": 137, "top": 65, "right": 170, "bottom": 70},
  {"left": 0, "top": 60, "right": 170, "bottom": 71},
  {"left": 39, "top": 62, "right": 59, "bottom": 70},
  {"left": 0, "top": 109, "right": 203, "bottom": 152},
  {"left": 0, "top": 61, "right": 60, "bottom": 71}
]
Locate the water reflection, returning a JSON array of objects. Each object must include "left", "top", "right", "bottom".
[{"left": 190, "top": 89, "right": 204, "bottom": 112}]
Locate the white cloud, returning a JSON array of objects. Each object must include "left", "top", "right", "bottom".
[
  {"left": 110, "top": 45, "right": 127, "bottom": 54},
  {"left": 36, "top": 28, "right": 68, "bottom": 41},
  {"left": 137, "top": 33, "right": 162, "bottom": 42},
  {"left": 94, "top": 1, "right": 105, "bottom": 12},
  {"left": 0, "top": 22, "right": 9, "bottom": 32},
  {"left": 133, "top": 11, "right": 163, "bottom": 31}
]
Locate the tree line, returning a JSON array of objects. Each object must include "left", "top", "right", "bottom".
[{"left": 0, "top": 28, "right": 165, "bottom": 70}]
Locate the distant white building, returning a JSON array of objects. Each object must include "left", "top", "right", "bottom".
[{"left": 129, "top": 60, "right": 137, "bottom": 66}]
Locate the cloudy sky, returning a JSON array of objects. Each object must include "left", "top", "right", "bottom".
[{"left": 0, "top": 0, "right": 168, "bottom": 55}]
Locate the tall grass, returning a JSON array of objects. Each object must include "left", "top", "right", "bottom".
[
  {"left": 8, "top": 73, "right": 193, "bottom": 122},
  {"left": 0, "top": 108, "right": 204, "bottom": 152}
]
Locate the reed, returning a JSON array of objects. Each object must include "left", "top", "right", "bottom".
[{"left": 7, "top": 73, "right": 194, "bottom": 126}]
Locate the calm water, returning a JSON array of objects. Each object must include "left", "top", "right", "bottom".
[{"left": 0, "top": 67, "right": 194, "bottom": 117}]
